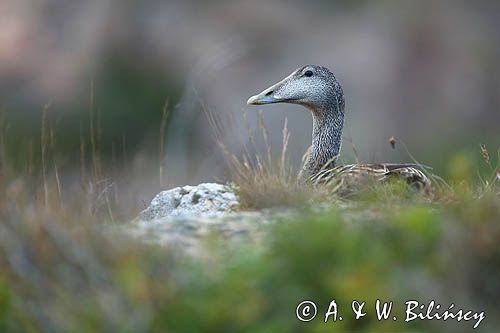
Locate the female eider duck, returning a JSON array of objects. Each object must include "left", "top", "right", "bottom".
[{"left": 247, "top": 65, "right": 430, "bottom": 190}]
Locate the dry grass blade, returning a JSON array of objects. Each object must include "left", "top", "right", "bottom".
[
  {"left": 257, "top": 110, "right": 272, "bottom": 165},
  {"left": 159, "top": 100, "right": 171, "bottom": 187},
  {"left": 41, "top": 102, "right": 51, "bottom": 209},
  {"left": 79, "top": 123, "right": 87, "bottom": 188},
  {"left": 50, "top": 127, "right": 62, "bottom": 204},
  {"left": 280, "top": 118, "right": 290, "bottom": 179},
  {"left": 344, "top": 135, "right": 360, "bottom": 164},
  {"left": 0, "top": 109, "right": 6, "bottom": 170},
  {"left": 480, "top": 144, "right": 490, "bottom": 166}
]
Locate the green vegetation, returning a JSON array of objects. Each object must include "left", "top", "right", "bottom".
[
  {"left": 0, "top": 108, "right": 498, "bottom": 332},
  {"left": 1, "top": 192, "right": 498, "bottom": 332}
]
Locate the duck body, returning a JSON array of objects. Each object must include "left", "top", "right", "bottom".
[
  {"left": 312, "top": 163, "right": 431, "bottom": 191},
  {"left": 247, "top": 65, "right": 431, "bottom": 190}
]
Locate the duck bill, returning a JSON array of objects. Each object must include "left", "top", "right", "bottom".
[
  {"left": 247, "top": 73, "right": 293, "bottom": 105},
  {"left": 247, "top": 93, "right": 279, "bottom": 105}
]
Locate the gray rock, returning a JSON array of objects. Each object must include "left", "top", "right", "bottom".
[
  {"left": 124, "top": 211, "right": 269, "bottom": 256},
  {"left": 114, "top": 190, "right": 388, "bottom": 257},
  {"left": 138, "top": 183, "right": 239, "bottom": 221},
  {"left": 124, "top": 183, "right": 356, "bottom": 255},
  {"left": 123, "top": 183, "right": 274, "bottom": 255}
]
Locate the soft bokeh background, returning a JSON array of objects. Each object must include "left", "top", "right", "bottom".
[
  {"left": 0, "top": 2, "right": 499, "bottom": 333},
  {"left": 1, "top": 0, "right": 498, "bottom": 194}
]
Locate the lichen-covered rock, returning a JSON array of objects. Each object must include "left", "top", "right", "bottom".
[
  {"left": 117, "top": 198, "right": 371, "bottom": 256},
  {"left": 125, "top": 211, "right": 268, "bottom": 255},
  {"left": 138, "top": 183, "right": 239, "bottom": 221}
]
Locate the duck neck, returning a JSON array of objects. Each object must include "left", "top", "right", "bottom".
[{"left": 306, "top": 107, "right": 345, "bottom": 175}]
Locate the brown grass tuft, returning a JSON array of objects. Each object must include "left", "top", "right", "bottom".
[{"left": 203, "top": 108, "right": 332, "bottom": 209}]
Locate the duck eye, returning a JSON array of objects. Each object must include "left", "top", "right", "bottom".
[{"left": 304, "top": 70, "right": 314, "bottom": 77}]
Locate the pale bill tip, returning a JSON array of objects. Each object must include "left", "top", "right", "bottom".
[{"left": 247, "top": 95, "right": 259, "bottom": 105}]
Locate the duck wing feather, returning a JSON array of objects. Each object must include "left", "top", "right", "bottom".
[{"left": 311, "top": 163, "right": 431, "bottom": 191}]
